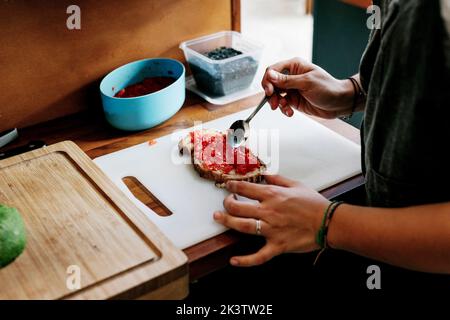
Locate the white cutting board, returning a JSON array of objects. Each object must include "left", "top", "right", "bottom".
[{"left": 94, "top": 108, "right": 361, "bottom": 249}]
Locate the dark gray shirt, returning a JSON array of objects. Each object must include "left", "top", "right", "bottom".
[{"left": 359, "top": 0, "right": 450, "bottom": 207}]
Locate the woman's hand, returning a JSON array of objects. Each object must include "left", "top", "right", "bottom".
[
  {"left": 213, "top": 175, "right": 330, "bottom": 267},
  {"left": 261, "top": 57, "right": 355, "bottom": 119}
]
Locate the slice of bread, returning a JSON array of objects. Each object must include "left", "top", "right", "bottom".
[{"left": 179, "top": 129, "right": 266, "bottom": 187}]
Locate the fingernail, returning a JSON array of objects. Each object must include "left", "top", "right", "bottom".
[
  {"left": 288, "top": 110, "right": 294, "bottom": 117},
  {"left": 226, "top": 181, "right": 234, "bottom": 191},
  {"left": 268, "top": 69, "right": 278, "bottom": 80},
  {"left": 213, "top": 212, "right": 222, "bottom": 220},
  {"left": 230, "top": 258, "right": 239, "bottom": 266}
]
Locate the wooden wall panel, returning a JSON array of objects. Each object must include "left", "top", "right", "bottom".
[
  {"left": 231, "top": 0, "right": 241, "bottom": 32},
  {"left": 0, "top": 0, "right": 233, "bottom": 131}
]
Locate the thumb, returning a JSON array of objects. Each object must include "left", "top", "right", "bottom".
[{"left": 267, "top": 69, "right": 304, "bottom": 90}]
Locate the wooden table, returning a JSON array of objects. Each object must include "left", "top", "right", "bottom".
[{"left": 4, "top": 91, "right": 364, "bottom": 282}]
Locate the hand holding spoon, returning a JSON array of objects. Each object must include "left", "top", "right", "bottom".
[{"left": 227, "top": 69, "right": 289, "bottom": 148}]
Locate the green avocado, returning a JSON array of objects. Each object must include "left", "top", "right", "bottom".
[{"left": 0, "top": 204, "right": 26, "bottom": 268}]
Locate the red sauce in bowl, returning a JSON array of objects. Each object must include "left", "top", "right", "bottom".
[{"left": 114, "top": 77, "right": 176, "bottom": 98}]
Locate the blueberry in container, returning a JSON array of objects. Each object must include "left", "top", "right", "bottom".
[{"left": 180, "top": 31, "right": 263, "bottom": 97}]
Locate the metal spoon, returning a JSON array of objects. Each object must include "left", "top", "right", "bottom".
[{"left": 227, "top": 69, "right": 289, "bottom": 148}]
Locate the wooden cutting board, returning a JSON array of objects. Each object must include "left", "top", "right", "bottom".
[{"left": 0, "top": 141, "right": 187, "bottom": 300}]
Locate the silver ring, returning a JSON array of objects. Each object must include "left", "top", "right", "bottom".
[{"left": 255, "top": 219, "right": 262, "bottom": 235}]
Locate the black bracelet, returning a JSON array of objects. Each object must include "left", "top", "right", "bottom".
[
  {"left": 342, "top": 77, "right": 359, "bottom": 120},
  {"left": 323, "top": 201, "right": 344, "bottom": 249}
]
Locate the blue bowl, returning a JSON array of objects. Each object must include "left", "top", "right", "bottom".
[{"left": 100, "top": 58, "right": 185, "bottom": 131}]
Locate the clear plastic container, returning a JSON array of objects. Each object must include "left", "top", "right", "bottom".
[{"left": 180, "top": 31, "right": 264, "bottom": 97}]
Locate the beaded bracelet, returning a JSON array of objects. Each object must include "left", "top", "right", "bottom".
[{"left": 313, "top": 200, "right": 344, "bottom": 265}]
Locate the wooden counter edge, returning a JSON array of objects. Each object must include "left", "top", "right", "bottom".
[{"left": 137, "top": 274, "right": 189, "bottom": 300}]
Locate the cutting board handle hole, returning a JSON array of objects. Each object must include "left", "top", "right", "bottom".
[{"left": 122, "top": 176, "right": 172, "bottom": 217}]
